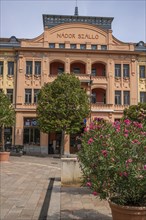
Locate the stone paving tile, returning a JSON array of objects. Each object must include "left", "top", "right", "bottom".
[
  {"left": 61, "top": 187, "right": 112, "bottom": 220},
  {"left": 0, "top": 156, "right": 61, "bottom": 220},
  {"left": 1, "top": 156, "right": 113, "bottom": 220}
]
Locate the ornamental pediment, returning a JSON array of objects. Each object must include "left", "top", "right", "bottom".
[
  {"left": 20, "top": 23, "right": 134, "bottom": 51},
  {"left": 45, "top": 23, "right": 108, "bottom": 44}
]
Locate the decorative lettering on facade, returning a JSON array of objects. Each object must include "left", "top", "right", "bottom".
[{"left": 57, "top": 33, "right": 99, "bottom": 40}]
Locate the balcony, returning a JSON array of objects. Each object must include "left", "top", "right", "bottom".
[
  {"left": 114, "top": 104, "right": 129, "bottom": 112},
  {"left": 91, "top": 75, "right": 107, "bottom": 84},
  {"left": 91, "top": 103, "right": 129, "bottom": 113},
  {"left": 91, "top": 103, "right": 113, "bottom": 112}
]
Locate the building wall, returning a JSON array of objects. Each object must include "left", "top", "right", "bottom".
[{"left": 0, "top": 21, "right": 145, "bottom": 154}]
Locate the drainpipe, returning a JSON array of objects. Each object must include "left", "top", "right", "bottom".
[{"left": 14, "top": 52, "right": 18, "bottom": 147}]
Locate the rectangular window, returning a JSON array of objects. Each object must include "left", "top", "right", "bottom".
[
  {"left": 91, "top": 68, "right": 96, "bottom": 76},
  {"left": 91, "top": 45, "right": 97, "bottom": 50},
  {"left": 23, "top": 118, "right": 40, "bottom": 145},
  {"left": 26, "top": 61, "right": 33, "bottom": 75},
  {"left": 91, "top": 93, "right": 96, "bottom": 103},
  {"left": 49, "top": 43, "right": 55, "bottom": 48},
  {"left": 139, "top": 66, "right": 145, "bottom": 78},
  {"left": 0, "top": 61, "right": 4, "bottom": 76},
  {"left": 59, "top": 43, "right": 65, "bottom": 49},
  {"left": 8, "top": 62, "right": 14, "bottom": 76},
  {"left": 35, "top": 61, "right": 41, "bottom": 75},
  {"left": 73, "top": 68, "right": 80, "bottom": 74},
  {"left": 115, "top": 64, "right": 121, "bottom": 77},
  {"left": 123, "top": 64, "right": 129, "bottom": 78},
  {"left": 34, "top": 89, "right": 40, "bottom": 104},
  {"left": 70, "top": 44, "right": 76, "bottom": 49},
  {"left": 80, "top": 44, "right": 86, "bottom": 50},
  {"left": 140, "top": 92, "right": 146, "bottom": 103},
  {"left": 115, "top": 91, "right": 121, "bottom": 105},
  {"left": 7, "top": 89, "right": 13, "bottom": 103},
  {"left": 58, "top": 67, "right": 64, "bottom": 74},
  {"left": 101, "top": 45, "right": 107, "bottom": 50},
  {"left": 25, "top": 89, "right": 32, "bottom": 104},
  {"left": 124, "top": 91, "right": 130, "bottom": 105}
]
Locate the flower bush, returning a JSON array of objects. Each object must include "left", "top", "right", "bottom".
[{"left": 78, "top": 118, "right": 146, "bottom": 206}]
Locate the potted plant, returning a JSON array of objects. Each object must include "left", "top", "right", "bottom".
[
  {"left": 0, "top": 91, "right": 15, "bottom": 161},
  {"left": 78, "top": 118, "right": 146, "bottom": 220}
]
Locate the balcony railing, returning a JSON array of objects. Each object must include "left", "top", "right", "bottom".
[{"left": 91, "top": 103, "right": 129, "bottom": 112}]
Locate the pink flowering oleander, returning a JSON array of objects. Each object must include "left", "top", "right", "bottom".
[{"left": 78, "top": 118, "right": 146, "bottom": 206}]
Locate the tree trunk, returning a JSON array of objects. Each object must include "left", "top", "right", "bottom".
[{"left": 60, "top": 130, "right": 65, "bottom": 156}]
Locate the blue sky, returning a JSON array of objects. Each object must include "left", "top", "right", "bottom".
[{"left": 0, "top": 0, "right": 146, "bottom": 43}]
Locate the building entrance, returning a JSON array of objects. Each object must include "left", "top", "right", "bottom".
[{"left": 48, "top": 132, "right": 61, "bottom": 154}]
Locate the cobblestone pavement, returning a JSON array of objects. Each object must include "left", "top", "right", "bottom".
[{"left": 0, "top": 156, "right": 112, "bottom": 220}]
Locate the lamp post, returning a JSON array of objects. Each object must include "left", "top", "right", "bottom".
[{"left": 89, "top": 74, "right": 93, "bottom": 123}]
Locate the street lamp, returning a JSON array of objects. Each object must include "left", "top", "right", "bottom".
[{"left": 89, "top": 74, "right": 93, "bottom": 123}]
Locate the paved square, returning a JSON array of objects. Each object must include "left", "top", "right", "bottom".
[{"left": 0, "top": 156, "right": 112, "bottom": 220}]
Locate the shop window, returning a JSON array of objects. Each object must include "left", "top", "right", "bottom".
[
  {"left": 124, "top": 91, "right": 130, "bottom": 105},
  {"left": 23, "top": 118, "right": 40, "bottom": 145},
  {"left": 115, "top": 91, "right": 121, "bottom": 105},
  {"left": 25, "top": 89, "right": 32, "bottom": 104},
  {"left": 0, "top": 61, "right": 3, "bottom": 76},
  {"left": 139, "top": 66, "right": 145, "bottom": 78},
  {"left": 8, "top": 62, "right": 14, "bottom": 76},
  {"left": 115, "top": 64, "right": 121, "bottom": 78},
  {"left": 0, "top": 127, "right": 12, "bottom": 148},
  {"left": 123, "top": 64, "right": 129, "bottom": 78},
  {"left": 26, "top": 61, "right": 33, "bottom": 75},
  {"left": 35, "top": 61, "right": 41, "bottom": 75},
  {"left": 7, "top": 89, "right": 13, "bottom": 103}
]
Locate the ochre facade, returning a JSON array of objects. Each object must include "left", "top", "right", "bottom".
[{"left": 0, "top": 13, "right": 146, "bottom": 155}]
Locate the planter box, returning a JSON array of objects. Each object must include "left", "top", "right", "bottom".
[
  {"left": 109, "top": 201, "right": 146, "bottom": 220},
  {"left": 61, "top": 157, "right": 82, "bottom": 186},
  {"left": 0, "top": 152, "right": 10, "bottom": 162}
]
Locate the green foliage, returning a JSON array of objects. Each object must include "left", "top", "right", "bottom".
[
  {"left": 78, "top": 118, "right": 146, "bottom": 206},
  {"left": 37, "top": 73, "right": 90, "bottom": 134},
  {"left": 0, "top": 91, "right": 15, "bottom": 127},
  {"left": 0, "top": 91, "right": 15, "bottom": 150},
  {"left": 123, "top": 103, "right": 146, "bottom": 125}
]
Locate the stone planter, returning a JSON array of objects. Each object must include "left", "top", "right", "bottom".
[
  {"left": 0, "top": 152, "right": 10, "bottom": 162},
  {"left": 61, "top": 157, "right": 82, "bottom": 186},
  {"left": 109, "top": 200, "right": 146, "bottom": 220}
]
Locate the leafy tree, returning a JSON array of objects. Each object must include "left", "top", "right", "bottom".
[
  {"left": 0, "top": 91, "right": 15, "bottom": 151},
  {"left": 37, "top": 73, "right": 90, "bottom": 155},
  {"left": 123, "top": 103, "right": 146, "bottom": 125}
]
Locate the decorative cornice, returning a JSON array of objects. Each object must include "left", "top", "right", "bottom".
[{"left": 43, "top": 14, "right": 114, "bottom": 30}]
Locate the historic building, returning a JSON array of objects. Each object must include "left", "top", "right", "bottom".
[{"left": 0, "top": 8, "right": 146, "bottom": 154}]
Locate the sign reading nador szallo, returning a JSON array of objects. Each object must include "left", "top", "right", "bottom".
[
  {"left": 56, "top": 33, "right": 99, "bottom": 40},
  {"left": 48, "top": 25, "right": 107, "bottom": 43}
]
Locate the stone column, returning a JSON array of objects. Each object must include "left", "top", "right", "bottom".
[
  {"left": 86, "top": 58, "right": 91, "bottom": 74},
  {"left": 65, "top": 58, "right": 70, "bottom": 73},
  {"left": 130, "top": 58, "right": 138, "bottom": 105},
  {"left": 107, "top": 59, "right": 114, "bottom": 104}
]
